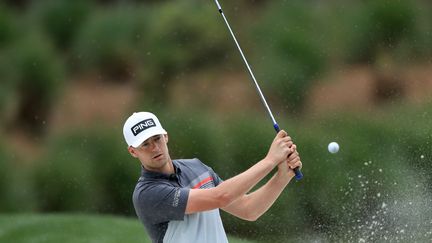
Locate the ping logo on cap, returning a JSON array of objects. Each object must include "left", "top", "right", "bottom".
[{"left": 131, "top": 119, "right": 156, "bottom": 136}]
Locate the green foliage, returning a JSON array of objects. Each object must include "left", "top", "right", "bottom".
[
  {"left": 30, "top": 0, "right": 92, "bottom": 50},
  {"left": 0, "top": 6, "right": 18, "bottom": 122},
  {"left": 347, "top": 0, "right": 417, "bottom": 63},
  {"left": 212, "top": 116, "right": 274, "bottom": 178},
  {"left": 141, "top": 1, "right": 230, "bottom": 75},
  {"left": 33, "top": 128, "right": 139, "bottom": 214},
  {"left": 404, "top": 2, "right": 432, "bottom": 60},
  {"left": 253, "top": 1, "right": 326, "bottom": 112},
  {"left": 0, "top": 144, "right": 9, "bottom": 210},
  {"left": 0, "top": 5, "right": 16, "bottom": 47},
  {"left": 3, "top": 32, "right": 65, "bottom": 133},
  {"left": 0, "top": 53, "right": 17, "bottom": 123},
  {"left": 33, "top": 142, "right": 105, "bottom": 212},
  {"left": 0, "top": 5, "right": 65, "bottom": 132},
  {"left": 0, "top": 144, "right": 37, "bottom": 212},
  {"left": 136, "top": 0, "right": 232, "bottom": 103},
  {"left": 158, "top": 111, "right": 218, "bottom": 165},
  {"left": 73, "top": 5, "right": 148, "bottom": 79},
  {"left": 8, "top": 34, "right": 64, "bottom": 102}
]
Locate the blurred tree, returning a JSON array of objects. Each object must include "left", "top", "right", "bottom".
[
  {"left": 347, "top": 0, "right": 417, "bottom": 104},
  {"left": 33, "top": 128, "right": 138, "bottom": 214},
  {"left": 349, "top": 0, "right": 416, "bottom": 63},
  {"left": 137, "top": 0, "right": 231, "bottom": 105},
  {"left": 0, "top": 5, "right": 20, "bottom": 129},
  {"left": 0, "top": 5, "right": 16, "bottom": 47},
  {"left": 72, "top": 5, "right": 148, "bottom": 81},
  {"left": 30, "top": 0, "right": 93, "bottom": 51},
  {"left": 0, "top": 144, "right": 9, "bottom": 211},
  {"left": 0, "top": 0, "right": 29, "bottom": 10},
  {"left": 0, "top": 53, "right": 17, "bottom": 127},
  {"left": 4, "top": 33, "right": 65, "bottom": 135},
  {"left": 253, "top": 0, "right": 326, "bottom": 113}
]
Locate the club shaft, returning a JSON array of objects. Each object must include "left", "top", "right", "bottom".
[{"left": 214, "top": 0, "right": 278, "bottom": 128}]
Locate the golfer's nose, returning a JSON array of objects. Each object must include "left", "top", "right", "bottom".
[{"left": 151, "top": 141, "right": 160, "bottom": 152}]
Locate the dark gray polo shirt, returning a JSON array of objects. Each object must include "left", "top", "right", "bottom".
[{"left": 133, "top": 158, "right": 228, "bottom": 243}]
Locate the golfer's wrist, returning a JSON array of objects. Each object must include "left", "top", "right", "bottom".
[
  {"left": 276, "top": 165, "right": 288, "bottom": 176},
  {"left": 263, "top": 156, "right": 279, "bottom": 168},
  {"left": 275, "top": 169, "right": 291, "bottom": 184}
]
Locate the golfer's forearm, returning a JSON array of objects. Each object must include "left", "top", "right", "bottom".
[
  {"left": 242, "top": 173, "right": 291, "bottom": 220},
  {"left": 216, "top": 158, "right": 275, "bottom": 205}
]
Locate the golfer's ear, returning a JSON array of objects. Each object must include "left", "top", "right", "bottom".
[
  {"left": 164, "top": 134, "right": 169, "bottom": 143},
  {"left": 128, "top": 146, "right": 138, "bottom": 158}
]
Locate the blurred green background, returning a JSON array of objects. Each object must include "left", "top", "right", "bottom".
[{"left": 1, "top": 0, "right": 432, "bottom": 242}]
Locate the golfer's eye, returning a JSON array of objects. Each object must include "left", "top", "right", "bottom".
[{"left": 155, "top": 136, "right": 161, "bottom": 141}]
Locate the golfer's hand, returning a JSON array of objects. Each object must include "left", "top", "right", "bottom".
[
  {"left": 265, "top": 130, "right": 293, "bottom": 166},
  {"left": 276, "top": 143, "right": 300, "bottom": 172},
  {"left": 285, "top": 144, "right": 302, "bottom": 178}
]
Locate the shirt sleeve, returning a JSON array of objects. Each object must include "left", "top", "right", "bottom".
[
  {"left": 134, "top": 183, "right": 190, "bottom": 224},
  {"left": 208, "top": 167, "right": 223, "bottom": 186},
  {"left": 197, "top": 159, "right": 223, "bottom": 186}
]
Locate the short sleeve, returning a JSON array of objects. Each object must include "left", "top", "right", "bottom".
[
  {"left": 208, "top": 167, "right": 223, "bottom": 186},
  {"left": 133, "top": 183, "right": 190, "bottom": 224},
  {"left": 197, "top": 159, "right": 223, "bottom": 186}
]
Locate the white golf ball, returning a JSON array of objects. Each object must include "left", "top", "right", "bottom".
[{"left": 328, "top": 142, "right": 339, "bottom": 154}]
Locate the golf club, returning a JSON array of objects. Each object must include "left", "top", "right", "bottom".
[{"left": 213, "top": 0, "right": 303, "bottom": 180}]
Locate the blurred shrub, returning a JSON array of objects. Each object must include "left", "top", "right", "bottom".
[
  {"left": 212, "top": 116, "right": 274, "bottom": 178},
  {"left": 33, "top": 138, "right": 103, "bottom": 212},
  {"left": 347, "top": 0, "right": 417, "bottom": 63},
  {"left": 33, "top": 128, "right": 139, "bottom": 214},
  {"left": 79, "top": 129, "right": 139, "bottom": 214},
  {"left": 0, "top": 5, "right": 16, "bottom": 47},
  {"left": 405, "top": 2, "right": 432, "bottom": 61},
  {"left": 0, "top": 6, "right": 18, "bottom": 120},
  {"left": 0, "top": 144, "right": 10, "bottom": 211},
  {"left": 158, "top": 111, "right": 218, "bottom": 166},
  {"left": 30, "top": 0, "right": 92, "bottom": 50},
  {"left": 387, "top": 102, "right": 432, "bottom": 185},
  {"left": 253, "top": 1, "right": 326, "bottom": 112},
  {"left": 4, "top": 33, "right": 65, "bottom": 134},
  {"left": 0, "top": 144, "right": 37, "bottom": 212},
  {"left": 0, "top": 53, "right": 17, "bottom": 125},
  {"left": 136, "top": 0, "right": 232, "bottom": 104},
  {"left": 141, "top": 1, "right": 230, "bottom": 76},
  {"left": 73, "top": 5, "right": 148, "bottom": 80}
]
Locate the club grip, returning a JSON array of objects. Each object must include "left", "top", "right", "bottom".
[
  {"left": 273, "top": 123, "right": 303, "bottom": 180},
  {"left": 293, "top": 167, "right": 303, "bottom": 180}
]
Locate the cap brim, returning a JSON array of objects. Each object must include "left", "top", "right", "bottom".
[{"left": 130, "top": 128, "right": 167, "bottom": 148}]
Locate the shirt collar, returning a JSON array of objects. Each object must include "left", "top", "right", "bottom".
[{"left": 141, "top": 160, "right": 181, "bottom": 179}]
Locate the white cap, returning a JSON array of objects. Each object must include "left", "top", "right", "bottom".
[{"left": 123, "top": 112, "right": 167, "bottom": 148}]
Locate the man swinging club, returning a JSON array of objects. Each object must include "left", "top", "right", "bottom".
[{"left": 123, "top": 111, "right": 302, "bottom": 243}]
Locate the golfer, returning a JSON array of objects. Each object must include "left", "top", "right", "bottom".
[{"left": 123, "top": 112, "right": 302, "bottom": 243}]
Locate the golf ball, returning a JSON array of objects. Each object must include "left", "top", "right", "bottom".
[{"left": 328, "top": 142, "right": 339, "bottom": 154}]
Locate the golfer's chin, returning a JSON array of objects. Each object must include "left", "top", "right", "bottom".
[{"left": 145, "top": 158, "right": 167, "bottom": 171}]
